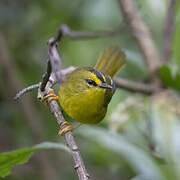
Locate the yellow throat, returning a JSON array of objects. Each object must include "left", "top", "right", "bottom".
[{"left": 58, "top": 46, "right": 126, "bottom": 124}]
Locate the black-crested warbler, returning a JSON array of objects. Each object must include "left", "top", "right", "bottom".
[{"left": 44, "top": 46, "right": 126, "bottom": 135}]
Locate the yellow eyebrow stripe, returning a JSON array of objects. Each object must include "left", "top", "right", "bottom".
[
  {"left": 89, "top": 69, "right": 106, "bottom": 85},
  {"left": 90, "top": 73, "right": 102, "bottom": 85}
]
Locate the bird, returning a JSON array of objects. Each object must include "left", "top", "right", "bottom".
[{"left": 44, "top": 46, "right": 126, "bottom": 136}]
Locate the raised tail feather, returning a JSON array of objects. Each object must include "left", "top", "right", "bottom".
[{"left": 94, "top": 46, "right": 126, "bottom": 78}]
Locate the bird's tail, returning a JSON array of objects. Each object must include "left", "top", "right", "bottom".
[{"left": 94, "top": 46, "right": 126, "bottom": 78}]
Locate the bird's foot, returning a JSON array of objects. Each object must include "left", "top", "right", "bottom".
[
  {"left": 43, "top": 88, "right": 58, "bottom": 103},
  {"left": 58, "top": 121, "right": 73, "bottom": 136}
]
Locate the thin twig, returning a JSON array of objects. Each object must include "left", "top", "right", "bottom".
[
  {"left": 54, "top": 24, "right": 126, "bottom": 41},
  {"left": 14, "top": 83, "right": 40, "bottom": 100},
  {"left": 117, "top": 0, "right": 162, "bottom": 85},
  {"left": 46, "top": 24, "right": 126, "bottom": 46},
  {"left": 14, "top": 66, "right": 76, "bottom": 101},
  {"left": 114, "top": 77, "right": 161, "bottom": 94},
  {"left": 38, "top": 32, "right": 89, "bottom": 180},
  {"left": 162, "top": 0, "right": 176, "bottom": 63}
]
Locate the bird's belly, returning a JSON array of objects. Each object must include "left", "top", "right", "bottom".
[{"left": 59, "top": 90, "right": 107, "bottom": 124}]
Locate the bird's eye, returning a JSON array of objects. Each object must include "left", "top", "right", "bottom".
[{"left": 86, "top": 79, "right": 97, "bottom": 86}]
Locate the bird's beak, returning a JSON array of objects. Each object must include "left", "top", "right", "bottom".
[{"left": 99, "top": 83, "right": 112, "bottom": 89}]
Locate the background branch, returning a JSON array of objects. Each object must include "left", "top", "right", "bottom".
[
  {"left": 114, "top": 77, "right": 161, "bottom": 94},
  {"left": 54, "top": 24, "right": 126, "bottom": 41},
  {"left": 162, "top": 0, "right": 176, "bottom": 63},
  {"left": 117, "top": 0, "right": 162, "bottom": 85}
]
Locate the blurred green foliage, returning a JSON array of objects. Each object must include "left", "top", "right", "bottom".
[
  {"left": 0, "top": 142, "right": 68, "bottom": 178},
  {"left": 0, "top": 0, "right": 180, "bottom": 180}
]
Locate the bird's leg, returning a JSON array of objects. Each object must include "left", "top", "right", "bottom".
[
  {"left": 43, "top": 88, "right": 58, "bottom": 103},
  {"left": 58, "top": 121, "right": 74, "bottom": 136}
]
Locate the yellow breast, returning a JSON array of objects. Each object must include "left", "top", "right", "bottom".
[{"left": 59, "top": 85, "right": 107, "bottom": 124}]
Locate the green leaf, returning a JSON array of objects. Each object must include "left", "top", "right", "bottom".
[
  {"left": 0, "top": 142, "right": 69, "bottom": 178},
  {"left": 78, "top": 127, "right": 165, "bottom": 180},
  {"left": 158, "top": 65, "right": 180, "bottom": 92}
]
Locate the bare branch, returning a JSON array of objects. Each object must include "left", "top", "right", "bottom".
[
  {"left": 162, "top": 0, "right": 176, "bottom": 63},
  {"left": 15, "top": 67, "right": 76, "bottom": 101},
  {"left": 47, "top": 24, "right": 126, "bottom": 45},
  {"left": 14, "top": 83, "right": 40, "bottom": 100},
  {"left": 114, "top": 77, "right": 161, "bottom": 94},
  {"left": 57, "top": 24, "right": 126, "bottom": 40},
  {"left": 38, "top": 33, "right": 89, "bottom": 180},
  {"left": 117, "top": 0, "right": 162, "bottom": 83}
]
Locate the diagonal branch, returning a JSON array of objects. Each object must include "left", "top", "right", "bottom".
[
  {"left": 162, "top": 0, "right": 176, "bottom": 63},
  {"left": 117, "top": 0, "right": 162, "bottom": 84}
]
